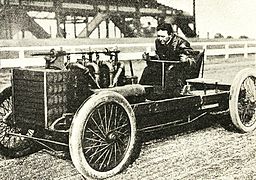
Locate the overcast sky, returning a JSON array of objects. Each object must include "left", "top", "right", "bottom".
[{"left": 158, "top": 0, "right": 255, "bottom": 39}]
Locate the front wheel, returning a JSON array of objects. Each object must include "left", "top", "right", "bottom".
[
  {"left": 69, "top": 91, "right": 140, "bottom": 179},
  {"left": 229, "top": 68, "right": 256, "bottom": 132}
]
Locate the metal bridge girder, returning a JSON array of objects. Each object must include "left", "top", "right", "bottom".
[
  {"left": 78, "top": 12, "right": 109, "bottom": 38},
  {"left": 0, "top": 8, "right": 51, "bottom": 39}
]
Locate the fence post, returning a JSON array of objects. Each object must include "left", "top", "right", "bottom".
[
  {"left": 203, "top": 45, "right": 207, "bottom": 61},
  {"left": 19, "top": 49, "right": 25, "bottom": 60},
  {"left": 225, "top": 44, "right": 229, "bottom": 59},
  {"left": 244, "top": 42, "right": 248, "bottom": 58}
]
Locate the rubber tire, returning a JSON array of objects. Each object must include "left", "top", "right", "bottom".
[
  {"left": 0, "top": 86, "right": 40, "bottom": 158},
  {"left": 229, "top": 68, "right": 256, "bottom": 133},
  {"left": 69, "top": 91, "right": 139, "bottom": 179}
]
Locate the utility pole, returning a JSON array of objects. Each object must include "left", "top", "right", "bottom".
[{"left": 193, "top": 0, "right": 196, "bottom": 36}]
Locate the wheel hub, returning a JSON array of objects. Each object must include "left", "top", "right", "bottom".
[{"left": 106, "top": 132, "right": 117, "bottom": 143}]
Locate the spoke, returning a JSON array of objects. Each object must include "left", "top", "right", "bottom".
[
  {"left": 0, "top": 125, "right": 7, "bottom": 131},
  {"left": 0, "top": 125, "right": 7, "bottom": 133},
  {"left": 97, "top": 109, "right": 105, "bottom": 134},
  {"left": 94, "top": 147, "right": 110, "bottom": 165},
  {"left": 0, "top": 136, "right": 5, "bottom": 142},
  {"left": 0, "top": 106, "right": 8, "bottom": 113},
  {"left": 84, "top": 142, "right": 107, "bottom": 155},
  {"left": 88, "top": 145, "right": 104, "bottom": 163},
  {"left": 117, "top": 136, "right": 126, "bottom": 147},
  {"left": 106, "top": 145, "right": 114, "bottom": 167},
  {"left": 114, "top": 106, "right": 118, "bottom": 129},
  {"left": 239, "top": 103, "right": 255, "bottom": 126},
  {"left": 1, "top": 102, "right": 10, "bottom": 112},
  {"left": 116, "top": 116, "right": 129, "bottom": 132},
  {"left": 242, "top": 108, "right": 247, "bottom": 121},
  {"left": 88, "top": 143, "right": 111, "bottom": 158},
  {"left": 0, "top": 128, "right": 5, "bottom": 136},
  {"left": 0, "top": 111, "right": 6, "bottom": 116},
  {"left": 111, "top": 123, "right": 128, "bottom": 133},
  {"left": 116, "top": 111, "right": 124, "bottom": 128},
  {"left": 118, "top": 125, "right": 130, "bottom": 134},
  {"left": 243, "top": 77, "right": 256, "bottom": 101},
  {"left": 104, "top": 104, "right": 108, "bottom": 133},
  {"left": 0, "top": 131, "right": 7, "bottom": 142},
  {"left": 83, "top": 143, "right": 108, "bottom": 150},
  {"left": 0, "top": 93, "right": 17, "bottom": 149},
  {"left": 4, "top": 99, "right": 11, "bottom": 110},
  {"left": 2, "top": 136, "right": 8, "bottom": 147},
  {"left": 87, "top": 127, "right": 105, "bottom": 141},
  {"left": 90, "top": 117, "right": 106, "bottom": 138},
  {"left": 89, "top": 144, "right": 111, "bottom": 163},
  {"left": 114, "top": 143, "right": 117, "bottom": 166},
  {"left": 84, "top": 141, "right": 100, "bottom": 154},
  {"left": 103, "top": 104, "right": 108, "bottom": 134},
  {"left": 116, "top": 141, "right": 123, "bottom": 157},
  {"left": 7, "top": 99, "right": 12, "bottom": 110},
  {"left": 99, "top": 147, "right": 111, "bottom": 170},
  {"left": 107, "top": 104, "right": 114, "bottom": 132},
  {"left": 27, "top": 130, "right": 34, "bottom": 136},
  {"left": 85, "top": 137, "right": 105, "bottom": 144},
  {"left": 116, "top": 130, "right": 129, "bottom": 137}
]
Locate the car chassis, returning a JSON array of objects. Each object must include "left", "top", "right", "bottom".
[{"left": 0, "top": 48, "right": 256, "bottom": 179}]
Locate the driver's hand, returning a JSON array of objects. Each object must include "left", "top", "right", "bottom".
[
  {"left": 180, "top": 54, "right": 187, "bottom": 62},
  {"left": 142, "top": 52, "right": 150, "bottom": 60},
  {"left": 180, "top": 54, "right": 195, "bottom": 65}
]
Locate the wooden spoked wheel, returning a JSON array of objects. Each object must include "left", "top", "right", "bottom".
[
  {"left": 0, "top": 86, "right": 39, "bottom": 158},
  {"left": 69, "top": 91, "right": 139, "bottom": 179},
  {"left": 229, "top": 68, "right": 256, "bottom": 132}
]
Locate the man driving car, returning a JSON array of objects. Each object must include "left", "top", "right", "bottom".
[{"left": 139, "top": 23, "right": 196, "bottom": 96}]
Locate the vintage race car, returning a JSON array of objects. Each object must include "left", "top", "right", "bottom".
[{"left": 0, "top": 48, "right": 255, "bottom": 179}]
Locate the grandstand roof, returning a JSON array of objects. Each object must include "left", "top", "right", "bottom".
[
  {"left": 25, "top": 0, "right": 158, "bottom": 7},
  {"left": 61, "top": 0, "right": 158, "bottom": 6}
]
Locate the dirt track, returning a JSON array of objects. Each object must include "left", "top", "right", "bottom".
[{"left": 1, "top": 57, "right": 256, "bottom": 180}]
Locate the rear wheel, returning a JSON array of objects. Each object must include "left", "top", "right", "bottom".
[
  {"left": 229, "top": 68, "right": 256, "bottom": 132},
  {"left": 69, "top": 91, "right": 140, "bottom": 179},
  {"left": 0, "top": 86, "right": 40, "bottom": 158}
]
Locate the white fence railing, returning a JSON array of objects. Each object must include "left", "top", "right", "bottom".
[
  {"left": 192, "top": 41, "right": 256, "bottom": 60},
  {"left": 1, "top": 41, "right": 256, "bottom": 68}
]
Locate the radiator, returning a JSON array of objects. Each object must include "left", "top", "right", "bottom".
[{"left": 12, "top": 68, "right": 69, "bottom": 129}]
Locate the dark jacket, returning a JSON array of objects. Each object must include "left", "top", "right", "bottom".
[
  {"left": 139, "top": 34, "right": 196, "bottom": 93},
  {"left": 155, "top": 34, "right": 193, "bottom": 61}
]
